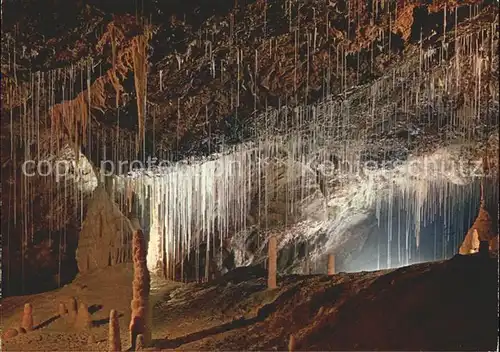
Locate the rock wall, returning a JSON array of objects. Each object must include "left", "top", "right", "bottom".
[{"left": 76, "top": 186, "right": 134, "bottom": 273}]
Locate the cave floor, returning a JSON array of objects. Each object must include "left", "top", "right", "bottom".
[{"left": 1, "top": 254, "right": 498, "bottom": 351}]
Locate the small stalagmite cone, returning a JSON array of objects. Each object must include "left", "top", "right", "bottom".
[
  {"left": 17, "top": 327, "right": 27, "bottom": 334},
  {"left": 327, "top": 254, "right": 335, "bottom": 276},
  {"left": 58, "top": 302, "right": 68, "bottom": 316},
  {"left": 288, "top": 334, "right": 296, "bottom": 352},
  {"left": 21, "top": 303, "right": 34, "bottom": 331},
  {"left": 109, "top": 309, "right": 122, "bottom": 352},
  {"left": 135, "top": 334, "right": 145, "bottom": 351},
  {"left": 88, "top": 334, "right": 96, "bottom": 345},
  {"left": 68, "top": 297, "right": 78, "bottom": 322},
  {"left": 75, "top": 302, "right": 92, "bottom": 330}
]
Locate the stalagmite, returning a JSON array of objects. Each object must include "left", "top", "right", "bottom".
[
  {"left": 21, "top": 303, "right": 33, "bottom": 331},
  {"left": 135, "top": 334, "right": 145, "bottom": 351},
  {"left": 58, "top": 302, "right": 68, "bottom": 316},
  {"left": 88, "top": 335, "right": 96, "bottom": 345},
  {"left": 327, "top": 254, "right": 335, "bottom": 275},
  {"left": 288, "top": 334, "right": 296, "bottom": 352},
  {"left": 268, "top": 235, "right": 277, "bottom": 289},
  {"left": 68, "top": 297, "right": 78, "bottom": 323},
  {"left": 75, "top": 303, "right": 92, "bottom": 330},
  {"left": 131, "top": 33, "right": 149, "bottom": 151},
  {"left": 109, "top": 309, "right": 122, "bottom": 352},
  {"left": 129, "top": 228, "right": 151, "bottom": 349}
]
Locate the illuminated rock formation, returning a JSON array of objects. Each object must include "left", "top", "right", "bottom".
[
  {"left": 459, "top": 184, "right": 495, "bottom": 255},
  {"left": 76, "top": 186, "right": 134, "bottom": 274}
]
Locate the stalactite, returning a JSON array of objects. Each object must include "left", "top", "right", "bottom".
[{"left": 131, "top": 33, "right": 149, "bottom": 153}]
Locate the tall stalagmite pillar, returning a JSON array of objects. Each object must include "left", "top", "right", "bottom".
[
  {"left": 327, "top": 254, "right": 335, "bottom": 275},
  {"left": 268, "top": 235, "right": 277, "bottom": 289},
  {"left": 129, "top": 228, "right": 151, "bottom": 349},
  {"left": 109, "top": 309, "right": 122, "bottom": 352}
]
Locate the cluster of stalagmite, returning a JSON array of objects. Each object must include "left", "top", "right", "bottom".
[
  {"left": 55, "top": 297, "right": 94, "bottom": 331},
  {"left": 2, "top": 303, "right": 33, "bottom": 340},
  {"left": 129, "top": 228, "right": 151, "bottom": 349}
]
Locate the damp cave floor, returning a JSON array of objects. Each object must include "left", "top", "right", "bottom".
[{"left": 1, "top": 254, "right": 498, "bottom": 351}]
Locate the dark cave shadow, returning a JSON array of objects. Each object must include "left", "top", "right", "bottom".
[
  {"left": 151, "top": 316, "right": 259, "bottom": 349},
  {"left": 89, "top": 304, "right": 103, "bottom": 314},
  {"left": 92, "top": 312, "right": 124, "bottom": 327},
  {"left": 34, "top": 315, "right": 60, "bottom": 330}
]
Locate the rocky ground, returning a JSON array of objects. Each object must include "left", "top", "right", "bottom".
[{"left": 2, "top": 253, "right": 497, "bottom": 351}]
